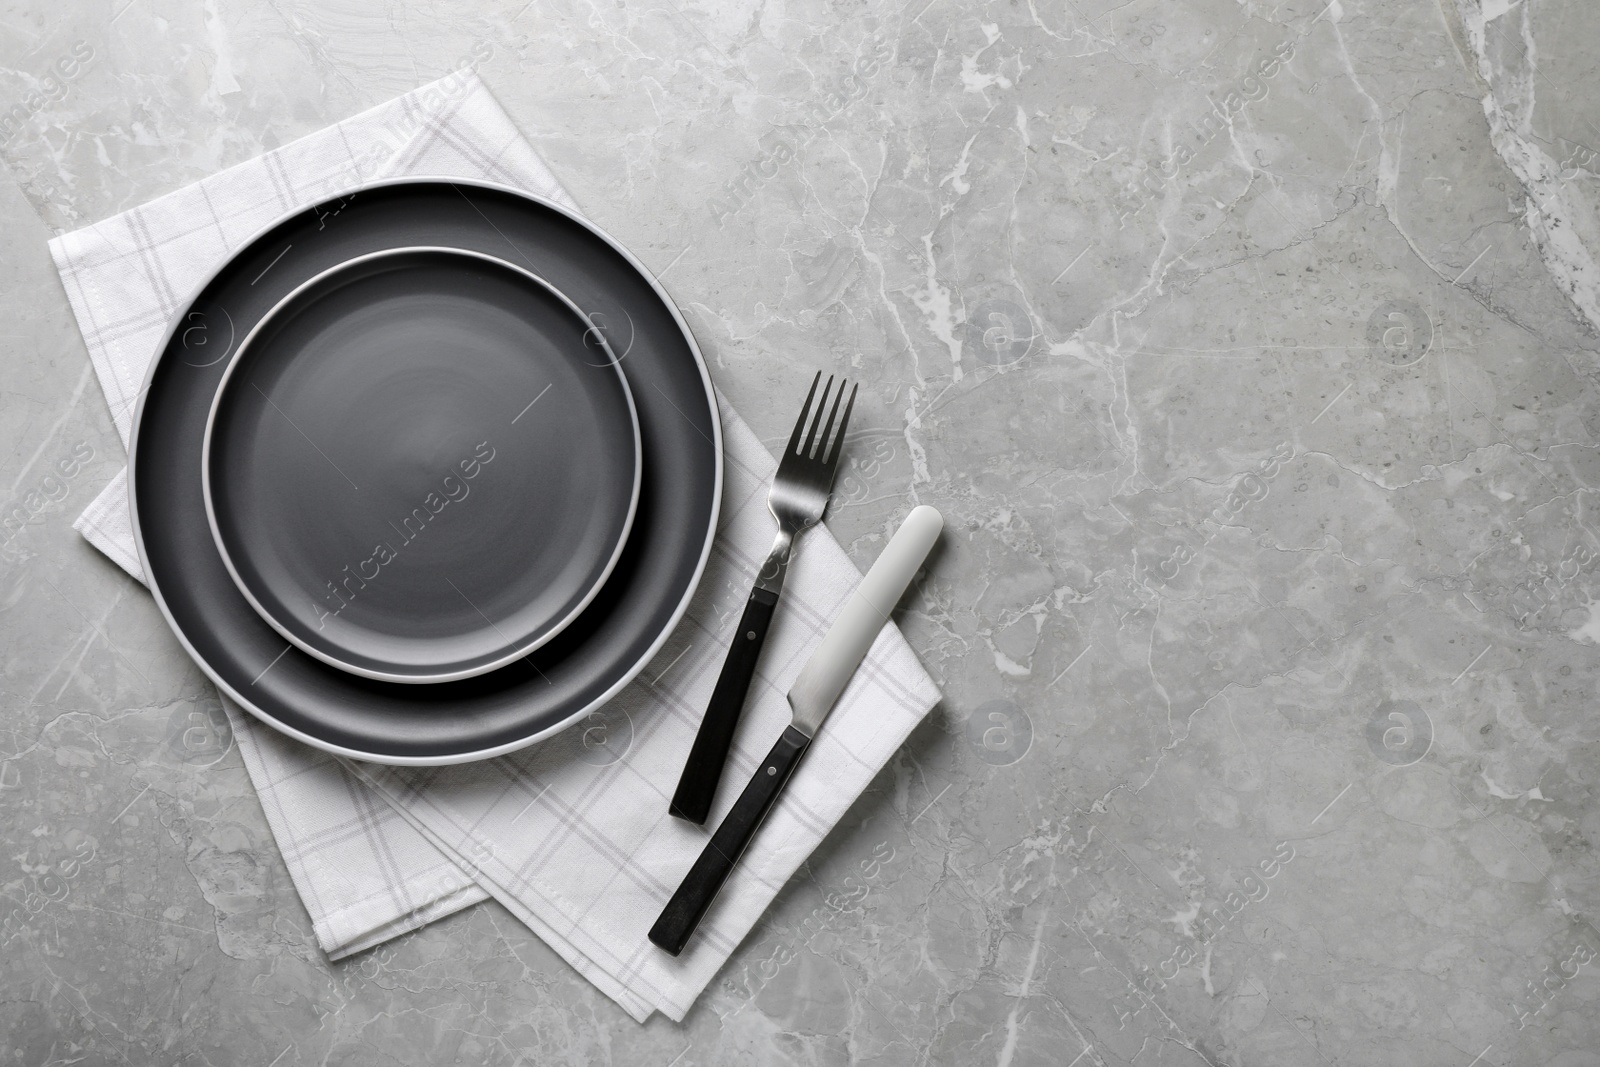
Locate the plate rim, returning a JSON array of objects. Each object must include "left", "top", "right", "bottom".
[
  {"left": 127, "top": 175, "right": 724, "bottom": 765},
  {"left": 198, "top": 244, "right": 644, "bottom": 684}
]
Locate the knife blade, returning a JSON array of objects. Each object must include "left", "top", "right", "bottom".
[{"left": 648, "top": 505, "right": 943, "bottom": 956}]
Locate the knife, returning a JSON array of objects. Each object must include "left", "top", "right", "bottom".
[{"left": 648, "top": 505, "right": 943, "bottom": 956}]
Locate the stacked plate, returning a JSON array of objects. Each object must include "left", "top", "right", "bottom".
[{"left": 129, "top": 179, "right": 722, "bottom": 764}]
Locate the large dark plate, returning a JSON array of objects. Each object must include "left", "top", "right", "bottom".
[
  {"left": 129, "top": 179, "right": 722, "bottom": 764},
  {"left": 202, "top": 247, "right": 641, "bottom": 684}
]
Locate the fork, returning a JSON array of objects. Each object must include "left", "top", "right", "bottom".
[{"left": 669, "top": 372, "right": 857, "bottom": 825}]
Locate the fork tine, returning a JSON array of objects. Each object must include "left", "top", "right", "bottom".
[
  {"left": 803, "top": 375, "right": 834, "bottom": 457},
  {"left": 815, "top": 378, "right": 846, "bottom": 466},
  {"left": 823, "top": 382, "right": 857, "bottom": 469},
  {"left": 786, "top": 372, "right": 821, "bottom": 456}
]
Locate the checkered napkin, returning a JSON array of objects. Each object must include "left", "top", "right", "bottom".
[{"left": 53, "top": 72, "right": 940, "bottom": 1021}]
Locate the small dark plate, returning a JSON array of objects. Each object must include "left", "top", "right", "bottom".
[
  {"left": 203, "top": 247, "right": 640, "bottom": 683},
  {"left": 128, "top": 178, "right": 722, "bottom": 764}
]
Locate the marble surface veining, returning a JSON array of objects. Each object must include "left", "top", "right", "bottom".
[{"left": 4, "top": 0, "right": 1600, "bottom": 1063}]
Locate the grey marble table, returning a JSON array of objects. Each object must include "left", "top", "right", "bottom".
[{"left": 4, "top": 0, "right": 1600, "bottom": 1063}]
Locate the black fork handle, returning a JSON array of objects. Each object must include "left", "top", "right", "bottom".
[{"left": 669, "top": 587, "right": 780, "bottom": 825}]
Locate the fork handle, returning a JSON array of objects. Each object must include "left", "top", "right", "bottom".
[{"left": 669, "top": 586, "right": 780, "bottom": 825}]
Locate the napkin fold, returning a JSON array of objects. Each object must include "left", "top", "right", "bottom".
[{"left": 55, "top": 71, "right": 940, "bottom": 1021}]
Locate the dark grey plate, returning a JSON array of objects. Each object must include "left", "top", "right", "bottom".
[
  {"left": 128, "top": 178, "right": 722, "bottom": 764},
  {"left": 203, "top": 247, "right": 641, "bottom": 684}
]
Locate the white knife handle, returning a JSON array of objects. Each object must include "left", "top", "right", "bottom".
[{"left": 789, "top": 505, "right": 943, "bottom": 733}]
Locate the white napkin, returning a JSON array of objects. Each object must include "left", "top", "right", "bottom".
[{"left": 54, "top": 71, "right": 940, "bottom": 1021}]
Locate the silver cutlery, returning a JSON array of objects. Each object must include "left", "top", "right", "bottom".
[{"left": 668, "top": 372, "right": 857, "bottom": 825}]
